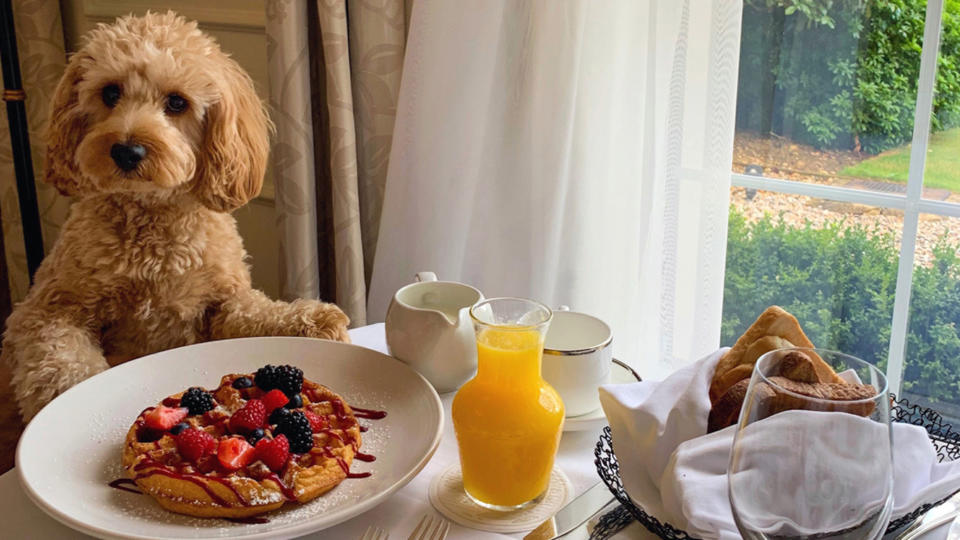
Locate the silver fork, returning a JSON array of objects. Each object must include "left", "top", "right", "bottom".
[
  {"left": 407, "top": 514, "right": 450, "bottom": 540},
  {"left": 360, "top": 525, "right": 389, "bottom": 540}
]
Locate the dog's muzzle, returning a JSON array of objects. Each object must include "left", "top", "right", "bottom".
[{"left": 110, "top": 142, "right": 147, "bottom": 172}]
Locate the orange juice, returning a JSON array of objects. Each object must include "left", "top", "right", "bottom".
[{"left": 452, "top": 328, "right": 565, "bottom": 508}]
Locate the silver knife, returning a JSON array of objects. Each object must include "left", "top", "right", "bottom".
[
  {"left": 947, "top": 514, "right": 960, "bottom": 540},
  {"left": 524, "top": 481, "right": 616, "bottom": 540},
  {"left": 898, "top": 491, "right": 960, "bottom": 540}
]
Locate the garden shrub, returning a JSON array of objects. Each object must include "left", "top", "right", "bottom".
[
  {"left": 736, "top": 0, "right": 960, "bottom": 153},
  {"left": 722, "top": 207, "right": 960, "bottom": 408}
]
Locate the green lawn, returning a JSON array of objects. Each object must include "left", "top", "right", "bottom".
[{"left": 840, "top": 127, "right": 960, "bottom": 192}]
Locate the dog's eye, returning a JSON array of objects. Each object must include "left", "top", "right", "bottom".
[
  {"left": 102, "top": 84, "right": 121, "bottom": 108},
  {"left": 165, "top": 93, "right": 188, "bottom": 115}
]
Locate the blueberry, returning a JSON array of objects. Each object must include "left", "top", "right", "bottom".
[
  {"left": 269, "top": 407, "right": 291, "bottom": 426},
  {"left": 247, "top": 428, "right": 265, "bottom": 446},
  {"left": 169, "top": 422, "right": 190, "bottom": 435},
  {"left": 283, "top": 394, "right": 303, "bottom": 409},
  {"left": 232, "top": 376, "right": 253, "bottom": 389}
]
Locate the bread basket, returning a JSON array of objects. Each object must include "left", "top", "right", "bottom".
[{"left": 594, "top": 395, "right": 960, "bottom": 539}]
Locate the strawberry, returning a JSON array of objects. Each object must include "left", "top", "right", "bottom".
[
  {"left": 175, "top": 428, "right": 217, "bottom": 462},
  {"left": 144, "top": 405, "right": 189, "bottom": 431},
  {"left": 303, "top": 410, "right": 326, "bottom": 432},
  {"left": 261, "top": 389, "right": 289, "bottom": 413},
  {"left": 229, "top": 399, "right": 267, "bottom": 434},
  {"left": 217, "top": 437, "right": 255, "bottom": 471},
  {"left": 255, "top": 434, "right": 290, "bottom": 472}
]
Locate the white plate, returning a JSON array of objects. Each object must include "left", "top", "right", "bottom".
[
  {"left": 563, "top": 360, "right": 640, "bottom": 432},
  {"left": 17, "top": 337, "right": 443, "bottom": 539}
]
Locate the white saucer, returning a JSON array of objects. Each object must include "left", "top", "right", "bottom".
[{"left": 562, "top": 360, "right": 640, "bottom": 432}]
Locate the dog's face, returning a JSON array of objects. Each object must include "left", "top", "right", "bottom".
[{"left": 45, "top": 12, "right": 269, "bottom": 211}]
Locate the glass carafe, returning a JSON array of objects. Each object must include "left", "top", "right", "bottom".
[{"left": 451, "top": 297, "right": 564, "bottom": 510}]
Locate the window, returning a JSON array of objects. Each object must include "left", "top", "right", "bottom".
[{"left": 722, "top": 0, "right": 960, "bottom": 423}]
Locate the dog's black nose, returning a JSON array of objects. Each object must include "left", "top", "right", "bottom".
[{"left": 110, "top": 142, "right": 146, "bottom": 172}]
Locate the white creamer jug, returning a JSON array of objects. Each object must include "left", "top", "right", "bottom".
[{"left": 385, "top": 272, "right": 483, "bottom": 393}]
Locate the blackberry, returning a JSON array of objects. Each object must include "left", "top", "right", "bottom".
[
  {"left": 232, "top": 376, "right": 253, "bottom": 390},
  {"left": 247, "top": 428, "right": 266, "bottom": 446},
  {"left": 283, "top": 393, "right": 303, "bottom": 409},
  {"left": 269, "top": 406, "right": 291, "bottom": 426},
  {"left": 169, "top": 422, "right": 190, "bottom": 435},
  {"left": 180, "top": 387, "right": 215, "bottom": 415},
  {"left": 274, "top": 411, "right": 313, "bottom": 453},
  {"left": 255, "top": 365, "right": 303, "bottom": 398}
]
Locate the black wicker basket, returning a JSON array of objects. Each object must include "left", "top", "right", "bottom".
[{"left": 594, "top": 395, "right": 960, "bottom": 539}]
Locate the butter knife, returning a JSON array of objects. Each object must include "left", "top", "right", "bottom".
[
  {"left": 947, "top": 514, "right": 960, "bottom": 540},
  {"left": 524, "top": 481, "right": 615, "bottom": 540},
  {"left": 898, "top": 491, "right": 960, "bottom": 540}
]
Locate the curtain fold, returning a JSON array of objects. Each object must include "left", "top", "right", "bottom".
[
  {"left": 367, "top": 0, "right": 743, "bottom": 376},
  {"left": 0, "top": 0, "right": 70, "bottom": 302},
  {"left": 267, "top": 0, "right": 407, "bottom": 327}
]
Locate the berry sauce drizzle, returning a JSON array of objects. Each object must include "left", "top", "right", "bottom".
[
  {"left": 354, "top": 452, "right": 376, "bottom": 462},
  {"left": 350, "top": 406, "right": 387, "bottom": 420},
  {"left": 133, "top": 458, "right": 240, "bottom": 507},
  {"left": 108, "top": 478, "right": 143, "bottom": 494},
  {"left": 225, "top": 516, "right": 270, "bottom": 524},
  {"left": 106, "top": 478, "right": 272, "bottom": 525}
]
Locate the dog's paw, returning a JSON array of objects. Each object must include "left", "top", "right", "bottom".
[{"left": 291, "top": 300, "right": 351, "bottom": 342}]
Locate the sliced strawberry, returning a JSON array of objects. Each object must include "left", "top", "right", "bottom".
[
  {"left": 217, "top": 437, "right": 255, "bottom": 471},
  {"left": 255, "top": 434, "right": 290, "bottom": 472},
  {"left": 303, "top": 410, "right": 327, "bottom": 432},
  {"left": 261, "top": 389, "right": 289, "bottom": 413},
  {"left": 175, "top": 428, "right": 218, "bottom": 462},
  {"left": 229, "top": 399, "right": 267, "bottom": 433},
  {"left": 144, "top": 405, "right": 189, "bottom": 431}
]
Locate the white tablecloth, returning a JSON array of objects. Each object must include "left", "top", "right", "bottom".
[{"left": 0, "top": 324, "right": 948, "bottom": 539}]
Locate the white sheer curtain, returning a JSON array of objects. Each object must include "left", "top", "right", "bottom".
[{"left": 368, "top": 0, "right": 742, "bottom": 377}]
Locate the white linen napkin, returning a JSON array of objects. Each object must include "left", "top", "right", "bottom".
[{"left": 599, "top": 350, "right": 960, "bottom": 539}]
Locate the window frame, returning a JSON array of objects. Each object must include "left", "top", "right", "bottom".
[{"left": 728, "top": 0, "right": 948, "bottom": 395}]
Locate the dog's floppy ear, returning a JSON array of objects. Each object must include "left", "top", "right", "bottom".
[
  {"left": 44, "top": 52, "right": 90, "bottom": 196},
  {"left": 192, "top": 58, "right": 270, "bottom": 212}
]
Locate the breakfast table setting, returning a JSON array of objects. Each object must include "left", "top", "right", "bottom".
[{"left": 2, "top": 274, "right": 960, "bottom": 539}]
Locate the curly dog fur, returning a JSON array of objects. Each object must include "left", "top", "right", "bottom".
[{"left": 0, "top": 12, "right": 350, "bottom": 436}]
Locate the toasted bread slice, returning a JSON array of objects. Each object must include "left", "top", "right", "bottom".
[{"left": 709, "top": 306, "right": 843, "bottom": 404}]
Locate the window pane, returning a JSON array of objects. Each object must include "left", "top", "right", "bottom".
[
  {"left": 901, "top": 225, "right": 960, "bottom": 428},
  {"left": 733, "top": 2, "right": 931, "bottom": 195},
  {"left": 723, "top": 188, "right": 902, "bottom": 368}
]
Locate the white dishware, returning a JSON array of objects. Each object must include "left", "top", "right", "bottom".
[
  {"left": 385, "top": 272, "right": 483, "bottom": 393},
  {"left": 542, "top": 308, "right": 613, "bottom": 417},
  {"left": 564, "top": 360, "right": 639, "bottom": 432},
  {"left": 17, "top": 337, "right": 443, "bottom": 540}
]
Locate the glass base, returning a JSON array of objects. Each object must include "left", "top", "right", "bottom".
[{"left": 465, "top": 488, "right": 545, "bottom": 511}]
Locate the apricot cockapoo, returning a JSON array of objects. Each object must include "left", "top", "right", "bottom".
[{"left": 1, "top": 12, "right": 350, "bottom": 425}]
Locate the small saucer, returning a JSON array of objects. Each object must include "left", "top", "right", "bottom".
[
  {"left": 428, "top": 464, "right": 572, "bottom": 533},
  {"left": 563, "top": 360, "right": 641, "bottom": 432}
]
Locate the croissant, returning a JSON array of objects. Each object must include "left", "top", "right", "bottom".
[{"left": 707, "top": 376, "right": 877, "bottom": 433}]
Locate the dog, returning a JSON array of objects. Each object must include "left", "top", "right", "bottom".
[{"left": 0, "top": 11, "right": 350, "bottom": 443}]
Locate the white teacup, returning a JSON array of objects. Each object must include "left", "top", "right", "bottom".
[{"left": 542, "top": 308, "right": 612, "bottom": 417}]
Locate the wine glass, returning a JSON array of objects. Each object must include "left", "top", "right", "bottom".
[{"left": 728, "top": 348, "right": 893, "bottom": 539}]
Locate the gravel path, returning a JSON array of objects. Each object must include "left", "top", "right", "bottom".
[{"left": 731, "top": 133, "right": 960, "bottom": 267}]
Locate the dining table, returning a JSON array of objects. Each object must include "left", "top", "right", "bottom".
[{"left": 0, "top": 323, "right": 952, "bottom": 539}]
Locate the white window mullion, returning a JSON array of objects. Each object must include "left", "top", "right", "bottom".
[{"left": 885, "top": 0, "right": 944, "bottom": 396}]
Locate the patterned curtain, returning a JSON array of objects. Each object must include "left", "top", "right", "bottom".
[
  {"left": 0, "top": 0, "right": 71, "bottom": 302},
  {"left": 266, "top": 0, "right": 408, "bottom": 327}
]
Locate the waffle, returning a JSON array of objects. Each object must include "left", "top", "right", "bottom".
[{"left": 122, "top": 372, "right": 363, "bottom": 518}]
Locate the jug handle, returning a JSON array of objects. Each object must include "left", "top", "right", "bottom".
[{"left": 415, "top": 272, "right": 438, "bottom": 283}]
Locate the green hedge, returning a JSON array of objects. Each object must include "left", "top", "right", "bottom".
[
  {"left": 722, "top": 207, "right": 960, "bottom": 406},
  {"left": 736, "top": 0, "right": 960, "bottom": 153}
]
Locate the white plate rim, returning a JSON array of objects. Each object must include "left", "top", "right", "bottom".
[{"left": 16, "top": 336, "right": 444, "bottom": 540}]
